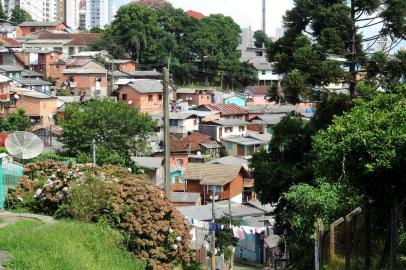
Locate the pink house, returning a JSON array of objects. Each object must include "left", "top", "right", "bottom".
[{"left": 244, "top": 85, "right": 271, "bottom": 106}]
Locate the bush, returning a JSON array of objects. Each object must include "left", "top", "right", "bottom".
[{"left": 6, "top": 161, "right": 192, "bottom": 270}]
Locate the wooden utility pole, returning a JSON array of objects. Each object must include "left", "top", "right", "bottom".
[
  {"left": 163, "top": 68, "right": 171, "bottom": 197},
  {"left": 211, "top": 186, "right": 216, "bottom": 270}
]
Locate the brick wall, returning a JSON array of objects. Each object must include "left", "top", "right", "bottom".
[
  {"left": 118, "top": 85, "right": 163, "bottom": 114},
  {"left": 63, "top": 73, "right": 107, "bottom": 96}
]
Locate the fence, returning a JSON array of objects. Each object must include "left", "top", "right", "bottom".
[
  {"left": 315, "top": 208, "right": 387, "bottom": 270},
  {"left": 0, "top": 156, "right": 24, "bottom": 208}
]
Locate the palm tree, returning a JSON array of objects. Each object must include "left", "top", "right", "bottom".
[{"left": 130, "top": 31, "right": 147, "bottom": 64}]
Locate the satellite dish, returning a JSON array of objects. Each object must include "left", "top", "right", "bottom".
[{"left": 5, "top": 131, "right": 44, "bottom": 159}]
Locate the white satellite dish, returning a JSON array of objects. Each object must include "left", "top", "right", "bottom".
[{"left": 5, "top": 131, "right": 44, "bottom": 159}]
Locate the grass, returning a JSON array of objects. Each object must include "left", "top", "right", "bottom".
[
  {"left": 0, "top": 220, "right": 144, "bottom": 270},
  {"left": 0, "top": 217, "right": 4, "bottom": 223}
]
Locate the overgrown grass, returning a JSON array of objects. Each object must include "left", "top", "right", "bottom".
[{"left": 0, "top": 220, "right": 144, "bottom": 270}]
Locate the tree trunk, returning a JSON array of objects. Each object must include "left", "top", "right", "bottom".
[
  {"left": 349, "top": 0, "right": 357, "bottom": 98},
  {"left": 379, "top": 224, "right": 391, "bottom": 269},
  {"left": 389, "top": 196, "right": 399, "bottom": 270},
  {"left": 364, "top": 203, "right": 371, "bottom": 270}
]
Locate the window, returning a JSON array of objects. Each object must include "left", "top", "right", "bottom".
[
  {"left": 207, "top": 185, "right": 222, "bottom": 193},
  {"left": 158, "top": 94, "right": 162, "bottom": 100},
  {"left": 207, "top": 96, "right": 210, "bottom": 100},
  {"left": 261, "top": 70, "right": 266, "bottom": 75},
  {"left": 256, "top": 51, "right": 263, "bottom": 57},
  {"left": 122, "top": 94, "right": 127, "bottom": 100},
  {"left": 227, "top": 143, "right": 233, "bottom": 150},
  {"left": 30, "top": 27, "right": 36, "bottom": 32},
  {"left": 239, "top": 126, "right": 245, "bottom": 132},
  {"left": 169, "top": 119, "right": 179, "bottom": 126},
  {"left": 69, "top": 76, "right": 74, "bottom": 82},
  {"left": 176, "top": 159, "right": 184, "bottom": 166},
  {"left": 193, "top": 119, "right": 197, "bottom": 125},
  {"left": 225, "top": 127, "right": 233, "bottom": 133},
  {"left": 148, "top": 95, "right": 153, "bottom": 101},
  {"left": 96, "top": 76, "right": 102, "bottom": 82}
]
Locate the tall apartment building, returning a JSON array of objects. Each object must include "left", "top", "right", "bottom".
[
  {"left": 3, "top": 0, "right": 45, "bottom": 21},
  {"left": 65, "top": 0, "right": 80, "bottom": 29},
  {"left": 85, "top": 0, "right": 113, "bottom": 29}
]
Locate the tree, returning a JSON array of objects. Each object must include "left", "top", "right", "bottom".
[
  {"left": 314, "top": 89, "right": 406, "bottom": 269},
  {"left": 89, "top": 27, "right": 103, "bottom": 33},
  {"left": 60, "top": 99, "right": 155, "bottom": 168},
  {"left": 268, "top": 0, "right": 406, "bottom": 100},
  {"left": 0, "top": 1, "right": 7, "bottom": 21},
  {"left": 0, "top": 108, "right": 31, "bottom": 132},
  {"left": 9, "top": 5, "right": 32, "bottom": 25},
  {"left": 253, "top": 30, "right": 270, "bottom": 48}
]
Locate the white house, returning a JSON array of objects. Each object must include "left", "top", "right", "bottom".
[{"left": 198, "top": 119, "right": 249, "bottom": 142}]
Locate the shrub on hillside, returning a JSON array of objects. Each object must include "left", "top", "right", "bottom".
[{"left": 6, "top": 161, "right": 192, "bottom": 269}]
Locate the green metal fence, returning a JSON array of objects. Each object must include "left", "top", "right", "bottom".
[{"left": 0, "top": 156, "right": 24, "bottom": 209}]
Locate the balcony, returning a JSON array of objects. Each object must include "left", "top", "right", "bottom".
[{"left": 205, "top": 191, "right": 229, "bottom": 202}]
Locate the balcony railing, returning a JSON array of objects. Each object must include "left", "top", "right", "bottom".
[{"left": 205, "top": 191, "right": 229, "bottom": 201}]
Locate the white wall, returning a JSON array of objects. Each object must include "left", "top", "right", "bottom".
[
  {"left": 217, "top": 125, "right": 247, "bottom": 141},
  {"left": 65, "top": 0, "right": 80, "bottom": 29},
  {"left": 231, "top": 193, "right": 243, "bottom": 204},
  {"left": 258, "top": 69, "right": 279, "bottom": 82}
]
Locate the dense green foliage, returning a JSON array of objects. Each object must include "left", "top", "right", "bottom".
[
  {"left": 0, "top": 220, "right": 144, "bottom": 270},
  {"left": 60, "top": 99, "right": 155, "bottom": 169},
  {"left": 9, "top": 5, "right": 32, "bottom": 25},
  {"left": 0, "top": 1, "right": 7, "bottom": 20},
  {"left": 6, "top": 161, "right": 192, "bottom": 269},
  {"left": 267, "top": 0, "right": 406, "bottom": 101},
  {"left": 93, "top": 1, "right": 257, "bottom": 88},
  {"left": 0, "top": 108, "right": 31, "bottom": 132}
]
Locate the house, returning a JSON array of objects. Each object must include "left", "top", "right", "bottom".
[
  {"left": 0, "top": 38, "right": 23, "bottom": 65},
  {"left": 198, "top": 103, "right": 247, "bottom": 120},
  {"left": 26, "top": 49, "right": 65, "bottom": 81},
  {"left": 167, "top": 112, "right": 199, "bottom": 136},
  {"left": 200, "top": 141, "right": 222, "bottom": 159},
  {"left": 131, "top": 156, "right": 163, "bottom": 187},
  {"left": 244, "top": 104, "right": 297, "bottom": 121},
  {"left": 170, "top": 192, "right": 201, "bottom": 207},
  {"left": 19, "top": 31, "right": 100, "bottom": 57},
  {"left": 182, "top": 163, "right": 252, "bottom": 204},
  {"left": 223, "top": 93, "right": 247, "bottom": 107},
  {"left": 22, "top": 70, "right": 44, "bottom": 80},
  {"left": 177, "top": 109, "right": 221, "bottom": 123},
  {"left": 176, "top": 88, "right": 213, "bottom": 106},
  {"left": 198, "top": 119, "right": 249, "bottom": 142},
  {"left": 9, "top": 88, "right": 57, "bottom": 128},
  {"left": 62, "top": 68, "right": 108, "bottom": 96},
  {"left": 19, "top": 79, "right": 52, "bottom": 95},
  {"left": 244, "top": 85, "right": 270, "bottom": 106},
  {"left": 186, "top": 10, "right": 205, "bottom": 20},
  {"left": 111, "top": 60, "right": 136, "bottom": 73},
  {"left": 220, "top": 135, "right": 266, "bottom": 159},
  {"left": 0, "top": 65, "right": 23, "bottom": 80},
  {"left": 127, "top": 70, "right": 162, "bottom": 79},
  {"left": 208, "top": 156, "right": 249, "bottom": 170},
  {"left": 17, "top": 21, "right": 68, "bottom": 37},
  {"left": 247, "top": 114, "right": 286, "bottom": 134},
  {"left": 0, "top": 74, "right": 12, "bottom": 117},
  {"left": 117, "top": 80, "right": 164, "bottom": 114},
  {"left": 0, "top": 74, "right": 11, "bottom": 92}
]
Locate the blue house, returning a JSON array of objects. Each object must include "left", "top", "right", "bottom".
[{"left": 223, "top": 94, "right": 247, "bottom": 107}]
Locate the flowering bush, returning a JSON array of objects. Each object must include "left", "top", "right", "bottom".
[{"left": 6, "top": 161, "right": 192, "bottom": 269}]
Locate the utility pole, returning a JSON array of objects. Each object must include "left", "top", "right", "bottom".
[
  {"left": 92, "top": 138, "right": 96, "bottom": 165},
  {"left": 163, "top": 67, "right": 171, "bottom": 197},
  {"left": 211, "top": 186, "right": 216, "bottom": 270},
  {"left": 262, "top": 0, "right": 266, "bottom": 34}
]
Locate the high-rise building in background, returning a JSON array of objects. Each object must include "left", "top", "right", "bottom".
[
  {"left": 3, "top": 0, "right": 45, "bottom": 21},
  {"left": 85, "top": 0, "right": 113, "bottom": 29},
  {"left": 65, "top": 0, "right": 81, "bottom": 29}
]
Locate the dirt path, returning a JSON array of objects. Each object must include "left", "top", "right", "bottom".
[{"left": 0, "top": 211, "right": 55, "bottom": 269}]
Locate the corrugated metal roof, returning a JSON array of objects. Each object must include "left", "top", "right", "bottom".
[
  {"left": 0, "top": 65, "right": 23, "bottom": 72},
  {"left": 131, "top": 157, "right": 163, "bottom": 169},
  {"left": 62, "top": 69, "right": 106, "bottom": 74},
  {"left": 126, "top": 79, "right": 163, "bottom": 93},
  {"left": 170, "top": 192, "right": 200, "bottom": 203},
  {"left": 208, "top": 156, "right": 248, "bottom": 166},
  {"left": 183, "top": 163, "right": 249, "bottom": 186},
  {"left": 221, "top": 136, "right": 264, "bottom": 146}
]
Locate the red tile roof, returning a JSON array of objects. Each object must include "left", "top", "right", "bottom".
[
  {"left": 35, "top": 32, "right": 100, "bottom": 46},
  {"left": 66, "top": 58, "right": 92, "bottom": 67},
  {"left": 171, "top": 132, "right": 213, "bottom": 153},
  {"left": 248, "top": 85, "right": 268, "bottom": 96},
  {"left": 202, "top": 103, "right": 246, "bottom": 116},
  {"left": 1, "top": 38, "right": 21, "bottom": 47},
  {"left": 186, "top": 10, "right": 205, "bottom": 20}
]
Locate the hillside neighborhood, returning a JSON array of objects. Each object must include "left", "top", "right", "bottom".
[{"left": 0, "top": 0, "right": 405, "bottom": 270}]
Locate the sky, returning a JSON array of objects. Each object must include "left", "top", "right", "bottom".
[{"left": 115, "top": 0, "right": 293, "bottom": 37}]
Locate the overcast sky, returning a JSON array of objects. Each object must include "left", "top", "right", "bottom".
[{"left": 115, "top": 0, "right": 293, "bottom": 36}]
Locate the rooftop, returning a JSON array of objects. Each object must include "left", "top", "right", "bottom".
[
  {"left": 131, "top": 156, "right": 163, "bottom": 170},
  {"left": 221, "top": 136, "right": 265, "bottom": 146},
  {"left": 0, "top": 65, "right": 23, "bottom": 72},
  {"left": 62, "top": 68, "right": 106, "bottom": 74},
  {"left": 19, "top": 21, "right": 65, "bottom": 27},
  {"left": 127, "top": 70, "right": 162, "bottom": 78},
  {"left": 186, "top": 10, "right": 205, "bottom": 20},
  {"left": 20, "top": 79, "right": 52, "bottom": 86},
  {"left": 208, "top": 156, "right": 249, "bottom": 167},
  {"left": 204, "top": 119, "right": 249, "bottom": 126},
  {"left": 111, "top": 59, "right": 135, "bottom": 64},
  {"left": 125, "top": 79, "right": 163, "bottom": 93},
  {"left": 252, "top": 114, "right": 286, "bottom": 125},
  {"left": 183, "top": 163, "right": 250, "bottom": 186},
  {"left": 245, "top": 85, "right": 268, "bottom": 96},
  {"left": 170, "top": 192, "right": 200, "bottom": 203},
  {"left": 0, "top": 74, "right": 11, "bottom": 83},
  {"left": 201, "top": 103, "right": 246, "bottom": 116}
]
